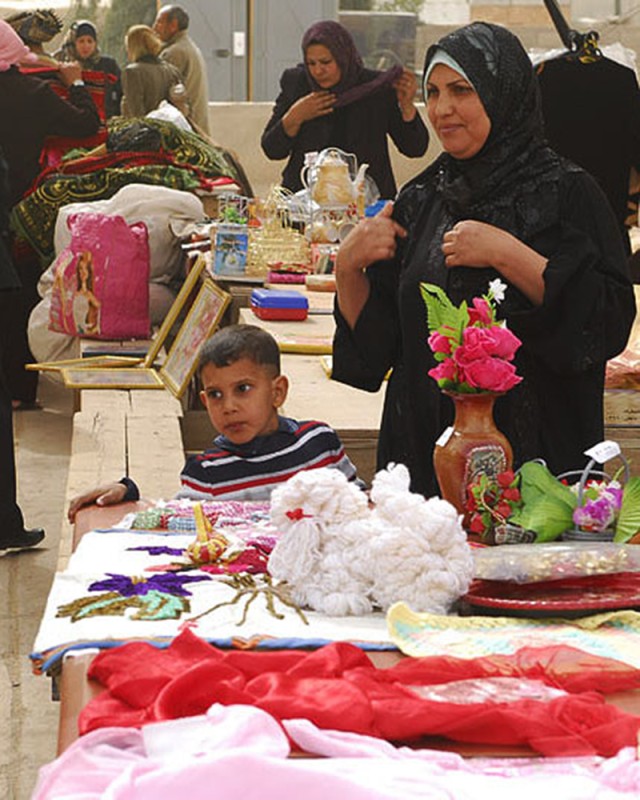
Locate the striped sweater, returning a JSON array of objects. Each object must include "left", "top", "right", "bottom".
[{"left": 177, "top": 417, "right": 358, "bottom": 501}]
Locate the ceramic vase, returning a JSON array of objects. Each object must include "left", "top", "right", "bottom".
[{"left": 433, "top": 392, "right": 513, "bottom": 522}]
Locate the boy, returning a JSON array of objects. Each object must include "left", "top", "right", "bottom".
[{"left": 68, "top": 325, "right": 359, "bottom": 520}]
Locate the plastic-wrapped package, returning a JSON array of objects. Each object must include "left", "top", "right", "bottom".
[{"left": 473, "top": 542, "right": 640, "bottom": 583}]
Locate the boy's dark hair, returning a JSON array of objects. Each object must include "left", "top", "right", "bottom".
[{"left": 198, "top": 325, "right": 281, "bottom": 377}]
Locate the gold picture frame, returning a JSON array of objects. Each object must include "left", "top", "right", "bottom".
[
  {"left": 61, "top": 278, "right": 230, "bottom": 397},
  {"left": 61, "top": 367, "right": 165, "bottom": 389},
  {"left": 27, "top": 355, "right": 142, "bottom": 372},
  {"left": 28, "top": 253, "right": 209, "bottom": 374},
  {"left": 159, "top": 278, "right": 231, "bottom": 397},
  {"left": 142, "top": 252, "right": 209, "bottom": 368}
]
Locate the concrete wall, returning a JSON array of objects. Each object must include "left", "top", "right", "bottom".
[{"left": 208, "top": 101, "right": 439, "bottom": 199}]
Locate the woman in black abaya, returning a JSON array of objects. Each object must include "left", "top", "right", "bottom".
[{"left": 332, "top": 22, "right": 635, "bottom": 497}]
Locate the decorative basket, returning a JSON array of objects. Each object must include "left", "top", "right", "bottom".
[{"left": 558, "top": 452, "right": 630, "bottom": 542}]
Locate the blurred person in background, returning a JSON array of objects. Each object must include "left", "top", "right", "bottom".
[
  {"left": 153, "top": 4, "right": 210, "bottom": 135},
  {"left": 0, "top": 19, "right": 99, "bottom": 410},
  {"left": 121, "top": 24, "right": 185, "bottom": 120},
  {"left": 56, "top": 19, "right": 122, "bottom": 119},
  {"left": 261, "top": 19, "right": 428, "bottom": 200},
  {"left": 0, "top": 143, "right": 45, "bottom": 551}
]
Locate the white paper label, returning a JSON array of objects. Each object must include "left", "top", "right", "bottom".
[
  {"left": 436, "top": 426, "right": 454, "bottom": 447},
  {"left": 584, "top": 440, "right": 621, "bottom": 464}
]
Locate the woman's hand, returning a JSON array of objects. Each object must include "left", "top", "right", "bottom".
[
  {"left": 442, "top": 220, "right": 510, "bottom": 269},
  {"left": 67, "top": 482, "right": 128, "bottom": 523},
  {"left": 282, "top": 91, "right": 336, "bottom": 137},
  {"left": 442, "top": 220, "right": 547, "bottom": 305},
  {"left": 394, "top": 68, "right": 418, "bottom": 121},
  {"left": 338, "top": 202, "right": 406, "bottom": 273},
  {"left": 335, "top": 202, "right": 407, "bottom": 327},
  {"left": 59, "top": 62, "right": 83, "bottom": 87}
]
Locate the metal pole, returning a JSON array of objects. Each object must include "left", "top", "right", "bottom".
[{"left": 542, "top": 0, "right": 573, "bottom": 49}]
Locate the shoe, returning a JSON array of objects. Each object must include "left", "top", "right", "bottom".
[
  {"left": 12, "top": 400, "right": 42, "bottom": 411},
  {"left": 0, "top": 528, "right": 45, "bottom": 551}
]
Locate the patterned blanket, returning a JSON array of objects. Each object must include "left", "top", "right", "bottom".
[{"left": 11, "top": 117, "right": 247, "bottom": 261}]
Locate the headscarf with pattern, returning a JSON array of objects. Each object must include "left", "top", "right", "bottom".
[
  {"left": 6, "top": 9, "right": 62, "bottom": 45},
  {"left": 421, "top": 22, "right": 564, "bottom": 237}
]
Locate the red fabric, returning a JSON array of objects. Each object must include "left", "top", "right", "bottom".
[{"left": 78, "top": 631, "right": 640, "bottom": 757}]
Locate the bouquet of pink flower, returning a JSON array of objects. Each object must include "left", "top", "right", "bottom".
[{"left": 421, "top": 279, "right": 523, "bottom": 393}]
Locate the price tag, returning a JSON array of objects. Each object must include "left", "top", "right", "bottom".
[
  {"left": 584, "top": 440, "right": 621, "bottom": 464},
  {"left": 436, "top": 426, "right": 454, "bottom": 447}
]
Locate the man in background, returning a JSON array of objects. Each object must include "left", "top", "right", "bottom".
[{"left": 153, "top": 4, "right": 211, "bottom": 135}]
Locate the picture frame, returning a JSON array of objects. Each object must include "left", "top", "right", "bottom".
[
  {"left": 61, "top": 367, "right": 165, "bottom": 390},
  {"left": 213, "top": 225, "right": 249, "bottom": 276},
  {"left": 159, "top": 278, "right": 231, "bottom": 397},
  {"left": 27, "top": 355, "right": 142, "bottom": 372},
  {"left": 143, "top": 251, "right": 209, "bottom": 367}
]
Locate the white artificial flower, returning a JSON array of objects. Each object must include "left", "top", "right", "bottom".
[{"left": 488, "top": 278, "right": 507, "bottom": 304}]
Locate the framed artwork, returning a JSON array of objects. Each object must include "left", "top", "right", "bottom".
[
  {"left": 143, "top": 252, "right": 208, "bottom": 367},
  {"left": 61, "top": 367, "right": 165, "bottom": 390},
  {"left": 213, "top": 225, "right": 248, "bottom": 276},
  {"left": 159, "top": 278, "right": 231, "bottom": 397},
  {"left": 27, "top": 355, "right": 142, "bottom": 372}
]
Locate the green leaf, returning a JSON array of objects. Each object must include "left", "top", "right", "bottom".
[
  {"left": 420, "top": 283, "right": 468, "bottom": 337},
  {"left": 509, "top": 461, "right": 577, "bottom": 542},
  {"left": 615, "top": 476, "right": 640, "bottom": 542}
]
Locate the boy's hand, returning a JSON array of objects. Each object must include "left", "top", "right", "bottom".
[{"left": 67, "top": 482, "right": 128, "bottom": 523}]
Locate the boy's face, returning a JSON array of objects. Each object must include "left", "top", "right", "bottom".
[{"left": 199, "top": 358, "right": 288, "bottom": 445}]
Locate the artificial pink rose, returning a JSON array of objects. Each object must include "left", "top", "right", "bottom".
[
  {"left": 467, "top": 297, "right": 492, "bottom": 326},
  {"left": 460, "top": 326, "right": 521, "bottom": 362},
  {"left": 483, "top": 325, "right": 521, "bottom": 360},
  {"left": 458, "top": 328, "right": 494, "bottom": 363},
  {"left": 464, "top": 357, "right": 522, "bottom": 392},
  {"left": 428, "top": 330, "right": 452, "bottom": 355},
  {"left": 428, "top": 358, "right": 457, "bottom": 383}
]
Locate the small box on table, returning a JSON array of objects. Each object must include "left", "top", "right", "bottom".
[{"left": 250, "top": 288, "right": 309, "bottom": 321}]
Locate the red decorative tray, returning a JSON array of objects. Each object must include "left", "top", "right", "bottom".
[{"left": 462, "top": 572, "right": 640, "bottom": 617}]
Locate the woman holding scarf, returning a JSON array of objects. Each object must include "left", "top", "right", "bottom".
[
  {"left": 332, "top": 22, "right": 635, "bottom": 497},
  {"left": 261, "top": 20, "right": 428, "bottom": 200},
  {"left": 58, "top": 20, "right": 122, "bottom": 119}
]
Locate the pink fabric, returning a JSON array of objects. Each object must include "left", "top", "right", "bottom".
[
  {"left": 0, "top": 20, "right": 38, "bottom": 71},
  {"left": 49, "top": 213, "right": 150, "bottom": 339},
  {"left": 33, "top": 705, "right": 640, "bottom": 800}
]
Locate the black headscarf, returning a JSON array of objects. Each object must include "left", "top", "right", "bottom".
[
  {"left": 421, "top": 22, "right": 564, "bottom": 238},
  {"left": 301, "top": 20, "right": 402, "bottom": 109}
]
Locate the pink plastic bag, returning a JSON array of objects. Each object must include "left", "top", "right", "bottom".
[{"left": 49, "top": 213, "right": 150, "bottom": 339}]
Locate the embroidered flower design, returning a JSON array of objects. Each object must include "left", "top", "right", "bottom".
[{"left": 56, "top": 572, "right": 210, "bottom": 623}]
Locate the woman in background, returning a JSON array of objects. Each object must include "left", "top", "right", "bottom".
[
  {"left": 261, "top": 20, "right": 428, "bottom": 200},
  {"left": 58, "top": 20, "right": 122, "bottom": 118},
  {"left": 120, "top": 24, "right": 185, "bottom": 120}
]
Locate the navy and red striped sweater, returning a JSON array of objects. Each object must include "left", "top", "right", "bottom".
[{"left": 176, "top": 417, "right": 358, "bottom": 501}]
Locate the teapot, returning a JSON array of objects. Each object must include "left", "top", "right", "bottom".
[{"left": 301, "top": 147, "right": 368, "bottom": 208}]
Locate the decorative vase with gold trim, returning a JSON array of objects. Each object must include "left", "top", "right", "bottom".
[{"left": 433, "top": 392, "right": 513, "bottom": 524}]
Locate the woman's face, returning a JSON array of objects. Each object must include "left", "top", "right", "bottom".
[
  {"left": 426, "top": 63, "right": 491, "bottom": 159},
  {"left": 74, "top": 35, "right": 96, "bottom": 60},
  {"left": 305, "top": 44, "right": 341, "bottom": 89},
  {"left": 77, "top": 254, "right": 91, "bottom": 281}
]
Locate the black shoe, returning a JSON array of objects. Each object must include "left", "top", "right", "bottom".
[{"left": 0, "top": 528, "right": 45, "bottom": 551}]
